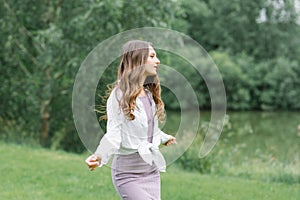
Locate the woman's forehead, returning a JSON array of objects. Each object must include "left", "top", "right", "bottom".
[{"left": 149, "top": 46, "right": 156, "bottom": 54}]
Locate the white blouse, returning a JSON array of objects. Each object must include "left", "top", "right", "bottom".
[{"left": 94, "top": 87, "right": 172, "bottom": 172}]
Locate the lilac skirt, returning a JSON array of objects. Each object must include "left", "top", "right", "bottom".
[{"left": 111, "top": 152, "right": 161, "bottom": 200}]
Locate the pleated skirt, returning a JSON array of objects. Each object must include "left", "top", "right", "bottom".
[{"left": 111, "top": 152, "right": 161, "bottom": 200}]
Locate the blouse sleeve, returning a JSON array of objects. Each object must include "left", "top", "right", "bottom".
[
  {"left": 94, "top": 88, "right": 124, "bottom": 166},
  {"left": 159, "top": 128, "right": 172, "bottom": 145}
]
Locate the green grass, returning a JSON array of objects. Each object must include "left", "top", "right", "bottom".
[{"left": 0, "top": 143, "right": 299, "bottom": 200}]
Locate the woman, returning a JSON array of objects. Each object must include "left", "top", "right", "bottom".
[{"left": 85, "top": 40, "right": 176, "bottom": 199}]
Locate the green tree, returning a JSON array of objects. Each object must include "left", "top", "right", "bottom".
[
  {"left": 181, "top": 0, "right": 300, "bottom": 62},
  {"left": 0, "top": 0, "right": 182, "bottom": 151},
  {"left": 210, "top": 51, "right": 251, "bottom": 110},
  {"left": 260, "top": 57, "right": 300, "bottom": 110}
]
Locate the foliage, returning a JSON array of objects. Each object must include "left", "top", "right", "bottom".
[
  {"left": 0, "top": 0, "right": 181, "bottom": 151},
  {"left": 260, "top": 57, "right": 300, "bottom": 110},
  {"left": 210, "top": 51, "right": 251, "bottom": 110},
  {"left": 176, "top": 134, "right": 212, "bottom": 173},
  {"left": 182, "top": 0, "right": 300, "bottom": 61},
  {"left": 1, "top": 0, "right": 300, "bottom": 151}
]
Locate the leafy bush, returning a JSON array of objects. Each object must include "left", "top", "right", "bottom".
[{"left": 260, "top": 57, "right": 300, "bottom": 110}]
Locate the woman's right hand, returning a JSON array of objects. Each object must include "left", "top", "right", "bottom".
[{"left": 85, "top": 154, "right": 101, "bottom": 171}]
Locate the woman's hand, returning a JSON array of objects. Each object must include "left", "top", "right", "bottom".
[
  {"left": 164, "top": 136, "right": 177, "bottom": 146},
  {"left": 85, "top": 154, "right": 101, "bottom": 171}
]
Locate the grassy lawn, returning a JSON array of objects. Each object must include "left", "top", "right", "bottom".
[{"left": 0, "top": 142, "right": 299, "bottom": 200}]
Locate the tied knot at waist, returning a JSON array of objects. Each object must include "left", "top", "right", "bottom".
[{"left": 138, "top": 141, "right": 166, "bottom": 172}]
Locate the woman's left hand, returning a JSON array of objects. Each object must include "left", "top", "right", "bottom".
[{"left": 164, "top": 136, "right": 177, "bottom": 146}]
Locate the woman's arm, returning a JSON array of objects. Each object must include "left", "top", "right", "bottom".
[
  {"left": 158, "top": 129, "right": 177, "bottom": 146},
  {"left": 86, "top": 88, "right": 124, "bottom": 170}
]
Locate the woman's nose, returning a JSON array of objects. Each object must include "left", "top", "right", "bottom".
[{"left": 156, "top": 58, "right": 160, "bottom": 64}]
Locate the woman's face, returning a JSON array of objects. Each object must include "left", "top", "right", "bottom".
[{"left": 144, "top": 46, "right": 160, "bottom": 76}]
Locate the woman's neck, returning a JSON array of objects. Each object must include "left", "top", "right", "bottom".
[
  {"left": 137, "top": 74, "right": 148, "bottom": 97},
  {"left": 137, "top": 87, "right": 147, "bottom": 97}
]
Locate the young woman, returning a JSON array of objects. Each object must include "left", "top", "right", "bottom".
[{"left": 85, "top": 40, "right": 176, "bottom": 199}]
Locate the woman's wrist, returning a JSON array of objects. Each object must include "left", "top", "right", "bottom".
[{"left": 93, "top": 154, "right": 101, "bottom": 161}]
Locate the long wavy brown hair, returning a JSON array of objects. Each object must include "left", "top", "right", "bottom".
[{"left": 101, "top": 40, "right": 165, "bottom": 122}]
